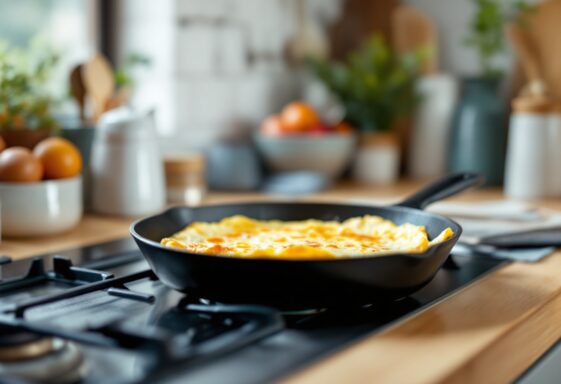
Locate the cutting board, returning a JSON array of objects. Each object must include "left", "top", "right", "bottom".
[
  {"left": 514, "top": 0, "right": 561, "bottom": 98},
  {"left": 328, "top": 0, "right": 399, "bottom": 60},
  {"left": 391, "top": 4, "right": 438, "bottom": 74}
]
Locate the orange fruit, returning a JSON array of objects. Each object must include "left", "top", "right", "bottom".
[
  {"left": 33, "top": 137, "right": 82, "bottom": 179},
  {"left": 280, "top": 102, "right": 319, "bottom": 133},
  {"left": 0, "top": 147, "right": 43, "bottom": 182},
  {"left": 260, "top": 115, "right": 288, "bottom": 136}
]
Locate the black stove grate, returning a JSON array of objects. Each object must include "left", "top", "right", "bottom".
[
  {"left": 0, "top": 251, "right": 284, "bottom": 383},
  {"left": 0, "top": 238, "right": 506, "bottom": 384}
]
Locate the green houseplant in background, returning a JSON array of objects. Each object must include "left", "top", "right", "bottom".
[
  {"left": 0, "top": 40, "right": 59, "bottom": 148},
  {"left": 312, "top": 35, "right": 424, "bottom": 183},
  {"left": 448, "top": 0, "right": 534, "bottom": 186}
]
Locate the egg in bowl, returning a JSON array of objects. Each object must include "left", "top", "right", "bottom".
[{"left": 160, "top": 215, "right": 454, "bottom": 260}]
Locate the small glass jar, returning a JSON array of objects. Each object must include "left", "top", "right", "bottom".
[{"left": 164, "top": 154, "right": 207, "bottom": 206}]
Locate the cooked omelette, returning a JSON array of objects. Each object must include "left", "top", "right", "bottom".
[{"left": 160, "top": 215, "right": 454, "bottom": 260}]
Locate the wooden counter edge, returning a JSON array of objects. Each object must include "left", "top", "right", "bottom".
[
  {"left": 284, "top": 251, "right": 561, "bottom": 384},
  {"left": 0, "top": 214, "right": 133, "bottom": 260}
]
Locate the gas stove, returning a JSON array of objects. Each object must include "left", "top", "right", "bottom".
[{"left": 0, "top": 238, "right": 504, "bottom": 383}]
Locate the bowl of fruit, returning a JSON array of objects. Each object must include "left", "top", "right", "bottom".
[
  {"left": 254, "top": 102, "right": 356, "bottom": 178},
  {"left": 0, "top": 137, "right": 83, "bottom": 237}
]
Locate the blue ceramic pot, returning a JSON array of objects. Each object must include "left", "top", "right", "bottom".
[{"left": 448, "top": 77, "right": 507, "bottom": 186}]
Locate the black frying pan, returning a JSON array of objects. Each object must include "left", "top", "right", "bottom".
[{"left": 131, "top": 173, "right": 483, "bottom": 309}]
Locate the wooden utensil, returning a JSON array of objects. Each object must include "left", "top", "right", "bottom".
[
  {"left": 82, "top": 54, "right": 115, "bottom": 122},
  {"left": 69, "top": 64, "right": 86, "bottom": 122},
  {"left": 515, "top": 0, "right": 561, "bottom": 99},
  {"left": 285, "top": 0, "right": 328, "bottom": 63},
  {"left": 391, "top": 4, "right": 438, "bottom": 74},
  {"left": 106, "top": 86, "right": 132, "bottom": 111},
  {"left": 505, "top": 23, "right": 546, "bottom": 96},
  {"left": 328, "top": 0, "right": 399, "bottom": 60}
]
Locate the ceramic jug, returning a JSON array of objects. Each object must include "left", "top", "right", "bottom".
[
  {"left": 448, "top": 77, "right": 507, "bottom": 186},
  {"left": 91, "top": 108, "right": 165, "bottom": 216}
]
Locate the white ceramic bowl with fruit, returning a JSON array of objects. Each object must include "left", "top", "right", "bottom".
[
  {"left": 0, "top": 137, "right": 83, "bottom": 237},
  {"left": 254, "top": 102, "right": 356, "bottom": 178}
]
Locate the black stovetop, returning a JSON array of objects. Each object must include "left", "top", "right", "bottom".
[{"left": 0, "top": 238, "right": 505, "bottom": 384}]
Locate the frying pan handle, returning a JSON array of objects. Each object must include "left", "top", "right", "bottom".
[{"left": 395, "top": 172, "right": 484, "bottom": 210}]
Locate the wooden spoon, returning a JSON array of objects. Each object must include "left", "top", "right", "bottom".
[
  {"left": 391, "top": 4, "right": 438, "bottom": 74},
  {"left": 521, "top": 0, "right": 561, "bottom": 99},
  {"left": 106, "top": 86, "right": 132, "bottom": 111},
  {"left": 82, "top": 54, "right": 115, "bottom": 122},
  {"left": 505, "top": 23, "right": 546, "bottom": 97},
  {"left": 285, "top": 0, "right": 328, "bottom": 63},
  {"left": 69, "top": 64, "right": 86, "bottom": 122}
]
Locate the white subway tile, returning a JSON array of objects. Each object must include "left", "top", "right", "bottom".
[
  {"left": 176, "top": 78, "right": 237, "bottom": 126},
  {"left": 215, "top": 24, "right": 247, "bottom": 75},
  {"left": 232, "top": 0, "right": 293, "bottom": 55},
  {"left": 233, "top": 68, "right": 299, "bottom": 124},
  {"left": 177, "top": 24, "right": 217, "bottom": 74},
  {"left": 176, "top": 0, "right": 229, "bottom": 19}
]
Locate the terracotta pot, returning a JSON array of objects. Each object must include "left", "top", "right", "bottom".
[
  {"left": 1, "top": 129, "right": 52, "bottom": 149},
  {"left": 352, "top": 132, "right": 401, "bottom": 184}
]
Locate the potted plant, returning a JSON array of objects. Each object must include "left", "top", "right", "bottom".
[
  {"left": 0, "top": 41, "right": 59, "bottom": 148},
  {"left": 311, "top": 35, "right": 424, "bottom": 184},
  {"left": 448, "top": 0, "right": 533, "bottom": 186}
]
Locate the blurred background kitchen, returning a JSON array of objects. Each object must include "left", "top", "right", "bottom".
[{"left": 0, "top": 0, "right": 559, "bottom": 237}]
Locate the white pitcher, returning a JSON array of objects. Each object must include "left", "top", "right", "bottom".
[{"left": 91, "top": 108, "right": 166, "bottom": 216}]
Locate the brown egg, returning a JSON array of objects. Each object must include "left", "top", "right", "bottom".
[{"left": 0, "top": 147, "right": 44, "bottom": 182}]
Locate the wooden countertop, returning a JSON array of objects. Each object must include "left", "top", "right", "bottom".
[{"left": 2, "top": 180, "right": 561, "bottom": 383}]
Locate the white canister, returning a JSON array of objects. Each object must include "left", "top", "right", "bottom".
[
  {"left": 504, "top": 97, "right": 549, "bottom": 199},
  {"left": 547, "top": 104, "right": 561, "bottom": 196},
  {"left": 91, "top": 108, "right": 166, "bottom": 216},
  {"left": 408, "top": 74, "right": 458, "bottom": 179},
  {"left": 352, "top": 133, "right": 400, "bottom": 184}
]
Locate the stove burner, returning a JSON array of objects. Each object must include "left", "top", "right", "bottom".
[
  {"left": 0, "top": 238, "right": 506, "bottom": 384},
  {"left": 0, "top": 336, "right": 55, "bottom": 362},
  {"left": 0, "top": 339, "right": 86, "bottom": 383}
]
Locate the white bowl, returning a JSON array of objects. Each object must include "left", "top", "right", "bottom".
[
  {"left": 254, "top": 133, "right": 356, "bottom": 178},
  {"left": 0, "top": 176, "right": 83, "bottom": 237}
]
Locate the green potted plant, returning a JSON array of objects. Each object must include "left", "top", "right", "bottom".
[
  {"left": 0, "top": 41, "right": 59, "bottom": 148},
  {"left": 448, "top": 0, "right": 533, "bottom": 186},
  {"left": 311, "top": 35, "right": 424, "bottom": 183}
]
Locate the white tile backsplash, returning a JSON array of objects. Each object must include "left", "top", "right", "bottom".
[
  {"left": 215, "top": 23, "right": 247, "bottom": 75},
  {"left": 176, "top": 0, "right": 230, "bottom": 19},
  {"left": 176, "top": 77, "right": 236, "bottom": 125},
  {"left": 177, "top": 23, "right": 217, "bottom": 75},
  {"left": 117, "top": 0, "right": 340, "bottom": 150}
]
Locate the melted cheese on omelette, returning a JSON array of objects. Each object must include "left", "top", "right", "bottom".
[{"left": 160, "top": 215, "right": 454, "bottom": 260}]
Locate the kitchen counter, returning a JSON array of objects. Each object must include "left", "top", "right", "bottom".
[{"left": 2, "top": 179, "right": 561, "bottom": 383}]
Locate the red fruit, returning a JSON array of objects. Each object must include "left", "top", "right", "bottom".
[{"left": 308, "top": 122, "right": 332, "bottom": 136}]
